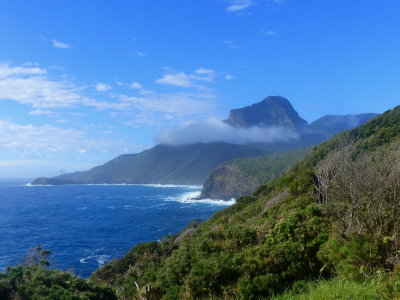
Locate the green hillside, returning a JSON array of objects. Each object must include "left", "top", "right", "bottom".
[
  {"left": 89, "top": 105, "right": 400, "bottom": 299},
  {"left": 32, "top": 143, "right": 266, "bottom": 185},
  {"left": 31, "top": 96, "right": 377, "bottom": 187},
  {"left": 3, "top": 106, "right": 399, "bottom": 299},
  {"left": 201, "top": 147, "right": 311, "bottom": 200}
]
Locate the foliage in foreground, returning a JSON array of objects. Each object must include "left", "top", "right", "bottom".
[
  {"left": 0, "top": 246, "right": 116, "bottom": 300},
  {"left": 0, "top": 266, "right": 116, "bottom": 300},
  {"left": 2, "top": 106, "right": 400, "bottom": 299},
  {"left": 90, "top": 106, "right": 400, "bottom": 299}
]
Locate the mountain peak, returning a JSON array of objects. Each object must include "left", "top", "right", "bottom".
[{"left": 224, "top": 96, "right": 309, "bottom": 131}]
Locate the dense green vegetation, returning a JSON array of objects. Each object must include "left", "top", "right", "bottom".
[
  {"left": 0, "top": 266, "right": 116, "bottom": 300},
  {"left": 4, "top": 106, "right": 399, "bottom": 299},
  {"left": 32, "top": 142, "right": 266, "bottom": 185},
  {"left": 0, "top": 247, "right": 116, "bottom": 299},
  {"left": 32, "top": 96, "right": 376, "bottom": 187},
  {"left": 89, "top": 105, "right": 400, "bottom": 299},
  {"left": 200, "top": 147, "right": 311, "bottom": 199}
]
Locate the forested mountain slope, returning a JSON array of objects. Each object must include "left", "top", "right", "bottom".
[
  {"left": 200, "top": 147, "right": 311, "bottom": 200},
  {"left": 91, "top": 105, "right": 400, "bottom": 299},
  {"left": 31, "top": 96, "right": 376, "bottom": 186},
  {"left": 32, "top": 143, "right": 266, "bottom": 185}
]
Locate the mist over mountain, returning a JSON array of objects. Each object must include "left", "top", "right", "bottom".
[
  {"left": 197, "top": 100, "right": 377, "bottom": 199},
  {"left": 157, "top": 96, "right": 377, "bottom": 148},
  {"left": 32, "top": 96, "right": 377, "bottom": 186},
  {"left": 156, "top": 118, "right": 300, "bottom": 145}
]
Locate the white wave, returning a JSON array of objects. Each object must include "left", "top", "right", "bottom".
[
  {"left": 138, "top": 183, "right": 202, "bottom": 189},
  {"left": 81, "top": 183, "right": 202, "bottom": 189},
  {"left": 23, "top": 183, "right": 202, "bottom": 189},
  {"left": 79, "top": 254, "right": 111, "bottom": 266},
  {"left": 84, "top": 183, "right": 127, "bottom": 186},
  {"left": 166, "top": 191, "right": 235, "bottom": 206}
]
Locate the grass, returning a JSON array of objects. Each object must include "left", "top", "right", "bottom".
[{"left": 272, "top": 277, "right": 383, "bottom": 300}]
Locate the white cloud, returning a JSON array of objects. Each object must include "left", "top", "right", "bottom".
[
  {"left": 138, "top": 88, "right": 153, "bottom": 95},
  {"left": 0, "top": 107, "right": 148, "bottom": 177},
  {"left": 0, "top": 63, "right": 224, "bottom": 128},
  {"left": 124, "top": 112, "right": 161, "bottom": 127},
  {"left": 130, "top": 82, "right": 143, "bottom": 89},
  {"left": 28, "top": 109, "right": 53, "bottom": 116},
  {"left": 0, "top": 63, "right": 127, "bottom": 110},
  {"left": 95, "top": 83, "right": 112, "bottom": 92},
  {"left": 137, "top": 51, "right": 146, "bottom": 56},
  {"left": 0, "top": 64, "right": 46, "bottom": 78},
  {"left": 226, "top": 0, "right": 254, "bottom": 12},
  {"left": 193, "top": 69, "right": 216, "bottom": 82},
  {"left": 156, "top": 118, "right": 300, "bottom": 145},
  {"left": 129, "top": 81, "right": 154, "bottom": 95},
  {"left": 119, "top": 92, "right": 215, "bottom": 117},
  {"left": 155, "top": 68, "right": 220, "bottom": 89},
  {"left": 0, "top": 75, "right": 85, "bottom": 108},
  {"left": 225, "top": 74, "right": 234, "bottom": 80},
  {"left": 52, "top": 39, "right": 70, "bottom": 49},
  {"left": 156, "top": 71, "right": 196, "bottom": 88},
  {"left": 0, "top": 120, "right": 137, "bottom": 158}
]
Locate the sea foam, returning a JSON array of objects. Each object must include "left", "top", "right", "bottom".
[
  {"left": 166, "top": 191, "right": 235, "bottom": 206},
  {"left": 79, "top": 254, "right": 111, "bottom": 266}
]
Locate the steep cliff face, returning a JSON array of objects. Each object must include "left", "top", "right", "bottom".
[
  {"left": 200, "top": 165, "right": 253, "bottom": 200},
  {"left": 200, "top": 147, "right": 311, "bottom": 200}
]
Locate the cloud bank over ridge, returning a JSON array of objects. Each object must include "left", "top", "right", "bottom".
[{"left": 156, "top": 118, "right": 300, "bottom": 145}]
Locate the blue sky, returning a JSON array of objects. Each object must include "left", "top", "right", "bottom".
[{"left": 0, "top": 0, "right": 399, "bottom": 178}]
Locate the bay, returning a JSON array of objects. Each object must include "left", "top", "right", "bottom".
[{"left": 0, "top": 180, "right": 233, "bottom": 278}]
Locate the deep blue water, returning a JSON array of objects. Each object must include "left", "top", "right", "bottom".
[{"left": 0, "top": 180, "right": 233, "bottom": 278}]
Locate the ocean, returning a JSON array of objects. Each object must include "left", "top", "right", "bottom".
[{"left": 0, "top": 180, "right": 233, "bottom": 278}]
